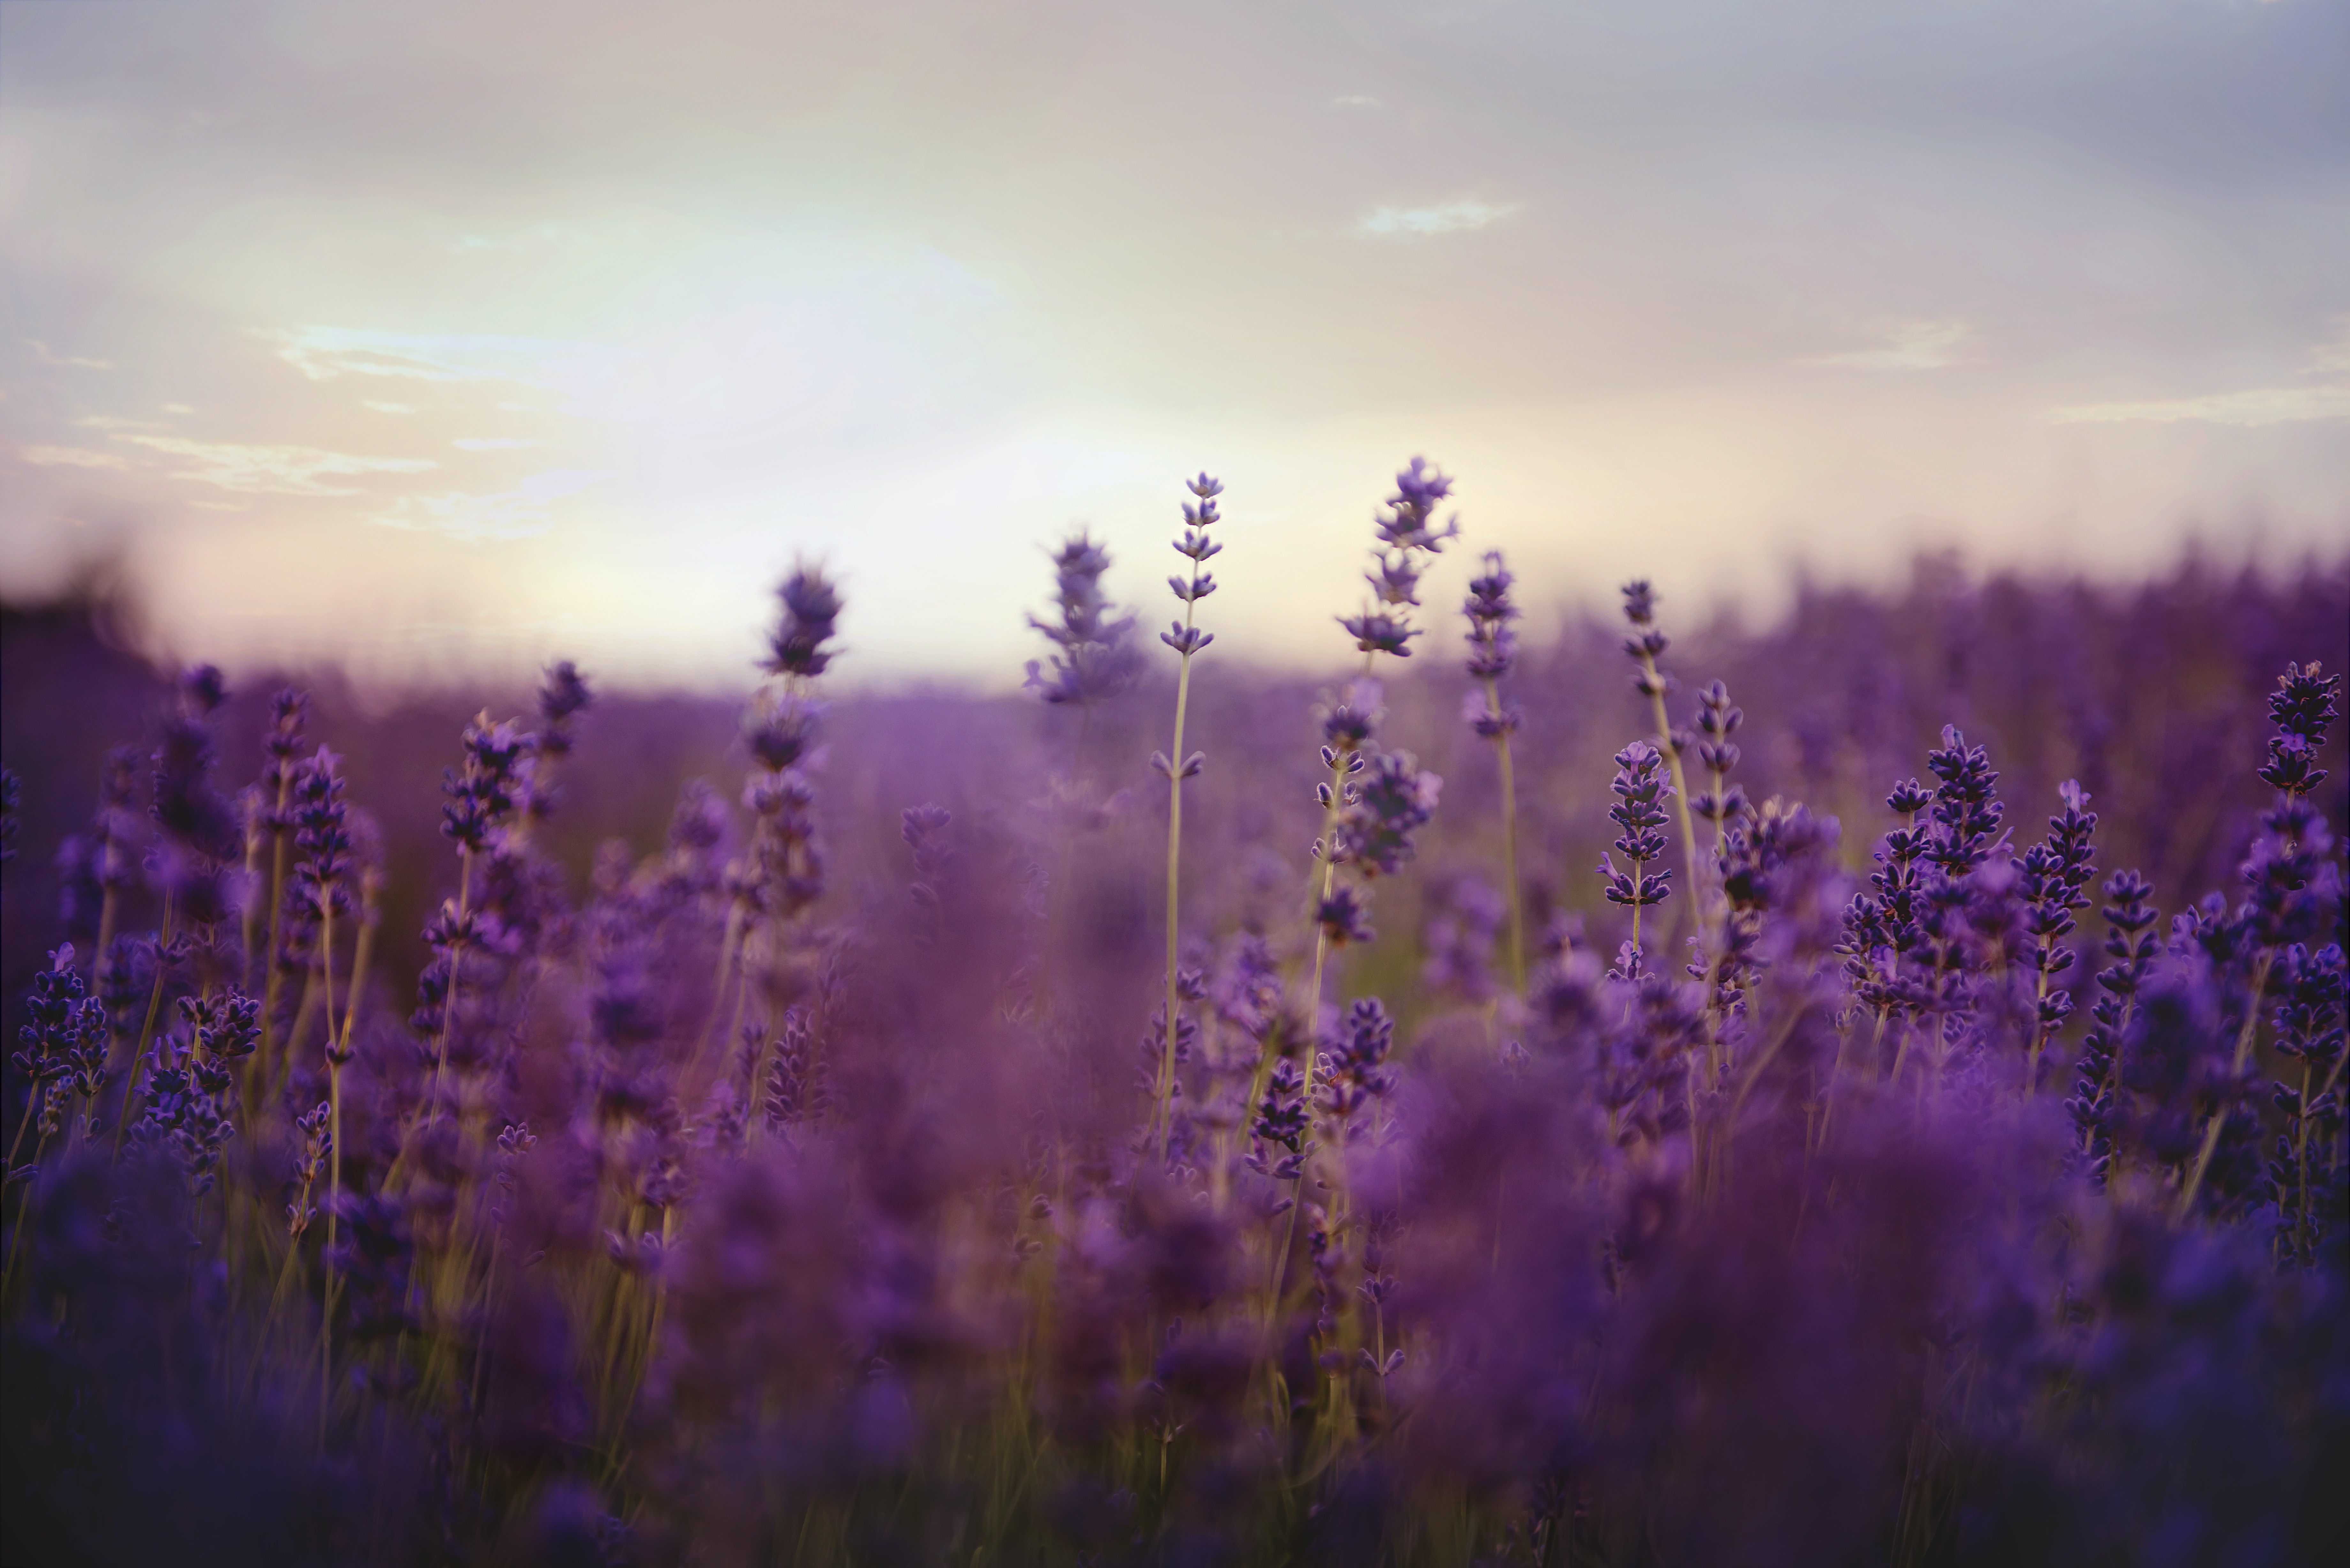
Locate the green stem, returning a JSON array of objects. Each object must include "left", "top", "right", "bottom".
[
  {"left": 253, "top": 790, "right": 291, "bottom": 1100},
  {"left": 1156, "top": 639, "right": 1197, "bottom": 1164},
  {"left": 2175, "top": 949, "right": 2275, "bottom": 1220},
  {"left": 2, "top": 1127, "right": 51, "bottom": 1295},
  {"left": 2025, "top": 949, "right": 2056, "bottom": 1098},
  {"left": 691, "top": 901, "right": 746, "bottom": 1083},
  {"left": 1637, "top": 649, "right": 1706, "bottom": 940},
  {"left": 5, "top": 1094, "right": 36, "bottom": 1171},
  {"left": 426, "top": 848, "right": 472, "bottom": 1130},
  {"left": 1484, "top": 675, "right": 1528, "bottom": 991},
  {"left": 112, "top": 890, "right": 176, "bottom": 1157}
]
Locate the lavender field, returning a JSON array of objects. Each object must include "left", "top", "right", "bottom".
[{"left": 2, "top": 466, "right": 2346, "bottom": 1568}]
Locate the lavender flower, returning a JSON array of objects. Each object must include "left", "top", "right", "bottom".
[
  {"left": 527, "top": 658, "right": 595, "bottom": 825},
  {"left": 1598, "top": 741, "right": 1675, "bottom": 968},
  {"left": 1462, "top": 551, "right": 1529, "bottom": 986},
  {"left": 289, "top": 746, "right": 355, "bottom": 920},
  {"left": 2255, "top": 661, "right": 2337, "bottom": 797},
  {"left": 1688, "top": 681, "right": 1746, "bottom": 831},
  {"left": 1888, "top": 726, "right": 2007, "bottom": 1088},
  {"left": 742, "top": 693, "right": 823, "bottom": 773},
  {"left": 1339, "top": 608, "right": 1418, "bottom": 659},
  {"left": 2175, "top": 662, "right": 2342, "bottom": 1217},
  {"left": 10, "top": 946, "right": 101, "bottom": 1164},
  {"left": 1462, "top": 553, "right": 1519, "bottom": 682},
  {"left": 1249, "top": 1056, "right": 1311, "bottom": 1180},
  {"left": 2016, "top": 779, "right": 2098, "bottom": 1091},
  {"left": 1922, "top": 724, "right": 2005, "bottom": 878},
  {"left": 2065, "top": 869, "right": 2161, "bottom": 1186},
  {"left": 2266, "top": 936, "right": 2346, "bottom": 1267},
  {"left": 440, "top": 712, "right": 535, "bottom": 854},
  {"left": 1152, "top": 474, "right": 1225, "bottom": 1158},
  {"left": 1333, "top": 751, "right": 1442, "bottom": 878},
  {"left": 1026, "top": 530, "right": 1141, "bottom": 708},
  {"left": 1316, "top": 885, "right": 1376, "bottom": 947},
  {"left": 763, "top": 561, "right": 844, "bottom": 679},
  {"left": 1336, "top": 457, "right": 1461, "bottom": 660},
  {"left": 1376, "top": 456, "right": 1461, "bottom": 556},
  {"left": 1619, "top": 581, "right": 1706, "bottom": 934},
  {"left": 1320, "top": 996, "right": 1397, "bottom": 1127}
]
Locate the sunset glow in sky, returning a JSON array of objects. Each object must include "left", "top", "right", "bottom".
[{"left": 3, "top": 0, "right": 2345, "bottom": 685}]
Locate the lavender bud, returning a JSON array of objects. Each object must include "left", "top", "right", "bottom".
[{"left": 765, "top": 562, "right": 844, "bottom": 679}]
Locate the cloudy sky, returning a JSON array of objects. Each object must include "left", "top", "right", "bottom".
[{"left": 3, "top": 0, "right": 2345, "bottom": 686}]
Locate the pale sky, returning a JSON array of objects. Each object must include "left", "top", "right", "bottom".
[{"left": 3, "top": 0, "right": 2345, "bottom": 686}]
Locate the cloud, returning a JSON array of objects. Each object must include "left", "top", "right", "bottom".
[
  {"left": 1356, "top": 200, "right": 1521, "bottom": 238},
  {"left": 162, "top": 403, "right": 196, "bottom": 415},
  {"left": 272, "top": 327, "right": 619, "bottom": 389},
  {"left": 364, "top": 400, "right": 420, "bottom": 415},
  {"left": 25, "top": 339, "right": 111, "bottom": 370},
  {"left": 2047, "top": 320, "right": 2350, "bottom": 427},
  {"left": 452, "top": 437, "right": 543, "bottom": 450},
  {"left": 1331, "top": 95, "right": 1382, "bottom": 109},
  {"left": 16, "top": 444, "right": 129, "bottom": 469},
  {"left": 119, "top": 434, "right": 439, "bottom": 494},
  {"left": 1806, "top": 319, "right": 1976, "bottom": 371},
  {"left": 2305, "top": 316, "right": 2350, "bottom": 376},
  {"left": 371, "top": 469, "right": 610, "bottom": 541},
  {"left": 73, "top": 414, "right": 166, "bottom": 431},
  {"left": 2046, "top": 386, "right": 2350, "bottom": 427}
]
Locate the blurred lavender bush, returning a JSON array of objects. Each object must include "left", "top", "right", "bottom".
[{"left": 2, "top": 496, "right": 2344, "bottom": 1568}]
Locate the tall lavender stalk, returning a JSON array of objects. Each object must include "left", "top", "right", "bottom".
[
  {"left": 2016, "top": 780, "right": 2097, "bottom": 1095},
  {"left": 1311, "top": 457, "right": 1459, "bottom": 1009},
  {"left": 1908, "top": 726, "right": 2005, "bottom": 1094},
  {"left": 1151, "top": 472, "right": 1223, "bottom": 1160},
  {"left": 2177, "top": 661, "right": 2339, "bottom": 1217},
  {"left": 116, "top": 665, "right": 234, "bottom": 1154},
  {"left": 250, "top": 688, "right": 307, "bottom": 1099},
  {"left": 1463, "top": 551, "right": 1528, "bottom": 991},
  {"left": 725, "top": 563, "right": 842, "bottom": 1098},
  {"left": 1620, "top": 582, "right": 1707, "bottom": 938},
  {"left": 1026, "top": 530, "right": 1140, "bottom": 776},
  {"left": 412, "top": 711, "right": 533, "bottom": 1135},
  {"left": 1598, "top": 741, "right": 1674, "bottom": 978},
  {"left": 1273, "top": 460, "right": 1455, "bottom": 1320},
  {"left": 2064, "top": 869, "right": 2159, "bottom": 1186}
]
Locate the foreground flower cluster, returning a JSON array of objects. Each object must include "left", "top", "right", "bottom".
[{"left": 2, "top": 470, "right": 2345, "bottom": 1568}]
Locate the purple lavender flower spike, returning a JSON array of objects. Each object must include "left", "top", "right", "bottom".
[
  {"left": 1317, "top": 886, "right": 1376, "bottom": 946},
  {"left": 1027, "top": 529, "right": 1141, "bottom": 708},
  {"left": 1339, "top": 608, "right": 1418, "bottom": 658},
  {"left": 533, "top": 659, "right": 594, "bottom": 763},
  {"left": 2016, "top": 778, "right": 2098, "bottom": 1092},
  {"left": 1334, "top": 752, "right": 1442, "bottom": 878},
  {"left": 763, "top": 561, "right": 844, "bottom": 679},
  {"left": 1154, "top": 471, "right": 1226, "bottom": 1161},
  {"left": 1688, "top": 681, "right": 1746, "bottom": 827},
  {"left": 1603, "top": 746, "right": 1674, "bottom": 896}
]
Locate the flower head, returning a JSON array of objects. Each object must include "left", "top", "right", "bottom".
[
  {"left": 1027, "top": 530, "right": 1141, "bottom": 705},
  {"left": 1335, "top": 751, "right": 1442, "bottom": 877},
  {"left": 765, "top": 563, "right": 844, "bottom": 679},
  {"left": 1463, "top": 550, "right": 1519, "bottom": 681}
]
